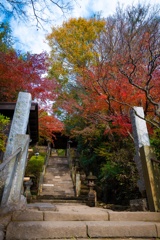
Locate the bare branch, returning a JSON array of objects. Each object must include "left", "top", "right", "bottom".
[
  {"left": 0, "top": 0, "right": 74, "bottom": 27},
  {"left": 109, "top": 96, "right": 160, "bottom": 128}
]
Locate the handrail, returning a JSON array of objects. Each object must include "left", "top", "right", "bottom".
[
  {"left": 38, "top": 143, "right": 51, "bottom": 195},
  {"left": 0, "top": 147, "right": 22, "bottom": 171},
  {"left": 1, "top": 134, "right": 30, "bottom": 210},
  {"left": 151, "top": 158, "right": 160, "bottom": 164}
]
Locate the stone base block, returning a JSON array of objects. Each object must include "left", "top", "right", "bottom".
[
  {"left": 6, "top": 221, "right": 87, "bottom": 240},
  {"left": 12, "top": 210, "right": 43, "bottom": 221},
  {"left": 130, "top": 198, "right": 148, "bottom": 211},
  {"left": 87, "top": 221, "right": 157, "bottom": 238},
  {"left": 109, "top": 211, "right": 160, "bottom": 222}
]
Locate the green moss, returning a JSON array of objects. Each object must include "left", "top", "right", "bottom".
[
  {"left": 57, "top": 149, "right": 66, "bottom": 156},
  {"left": 25, "top": 154, "right": 45, "bottom": 179}
]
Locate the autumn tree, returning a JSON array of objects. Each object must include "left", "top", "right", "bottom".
[
  {"left": 46, "top": 6, "right": 160, "bottom": 203},
  {"left": 0, "top": 23, "right": 63, "bottom": 144},
  {"left": 108, "top": 4, "right": 160, "bottom": 126},
  {"left": 0, "top": 24, "right": 58, "bottom": 106},
  {"left": 47, "top": 17, "right": 105, "bottom": 80},
  {"left": 74, "top": 4, "right": 160, "bottom": 130},
  {"left": 47, "top": 17, "right": 107, "bottom": 124},
  {"left": 39, "top": 109, "right": 64, "bottom": 144},
  {"left": 0, "top": 23, "right": 13, "bottom": 52},
  {"left": 47, "top": 5, "right": 160, "bottom": 132},
  {"left": 46, "top": 17, "right": 129, "bottom": 137},
  {"left": 0, "top": 50, "right": 58, "bottom": 104}
]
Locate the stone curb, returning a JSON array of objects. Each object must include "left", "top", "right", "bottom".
[
  {"left": 44, "top": 211, "right": 108, "bottom": 221},
  {"left": 11, "top": 207, "right": 160, "bottom": 222},
  {"left": 5, "top": 220, "right": 160, "bottom": 240},
  {"left": 6, "top": 221, "right": 87, "bottom": 240},
  {"left": 12, "top": 210, "right": 43, "bottom": 221},
  {"left": 36, "top": 239, "right": 155, "bottom": 240},
  {"left": 87, "top": 221, "right": 157, "bottom": 238},
  {"left": 109, "top": 211, "right": 160, "bottom": 222}
]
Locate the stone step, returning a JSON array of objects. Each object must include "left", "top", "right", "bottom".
[
  {"left": 27, "top": 239, "right": 157, "bottom": 240},
  {"left": 42, "top": 179, "right": 74, "bottom": 184},
  {"left": 11, "top": 204, "right": 160, "bottom": 222},
  {"left": 3, "top": 203, "right": 160, "bottom": 239},
  {"left": 12, "top": 207, "right": 108, "bottom": 221},
  {"left": 42, "top": 183, "right": 74, "bottom": 188},
  {"left": 48, "top": 157, "right": 68, "bottom": 165},
  {"left": 37, "top": 196, "right": 86, "bottom": 202},
  {"left": 43, "top": 173, "right": 70, "bottom": 178},
  {"left": 47, "top": 167, "right": 69, "bottom": 171},
  {"left": 39, "top": 155, "right": 75, "bottom": 199},
  {"left": 34, "top": 198, "right": 87, "bottom": 204},
  {"left": 40, "top": 193, "right": 75, "bottom": 198},
  {"left": 5, "top": 220, "right": 160, "bottom": 239},
  {"left": 40, "top": 186, "right": 75, "bottom": 197}
]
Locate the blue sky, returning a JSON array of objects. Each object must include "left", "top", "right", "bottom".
[{"left": 1, "top": 0, "right": 160, "bottom": 54}]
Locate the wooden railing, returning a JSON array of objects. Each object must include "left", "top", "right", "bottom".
[
  {"left": 67, "top": 147, "right": 82, "bottom": 197},
  {"left": 38, "top": 143, "right": 51, "bottom": 195}
]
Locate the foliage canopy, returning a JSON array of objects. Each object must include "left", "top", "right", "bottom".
[
  {"left": 46, "top": 4, "right": 160, "bottom": 203},
  {"left": 0, "top": 22, "right": 63, "bottom": 144}
]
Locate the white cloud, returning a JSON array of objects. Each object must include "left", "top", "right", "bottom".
[
  {"left": 9, "top": 0, "right": 160, "bottom": 54},
  {"left": 12, "top": 20, "right": 51, "bottom": 53},
  {"left": 70, "top": 0, "right": 91, "bottom": 17}
]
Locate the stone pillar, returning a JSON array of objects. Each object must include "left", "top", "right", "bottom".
[
  {"left": 76, "top": 173, "right": 81, "bottom": 197},
  {"left": 1, "top": 92, "right": 32, "bottom": 211},
  {"left": 3, "top": 92, "right": 32, "bottom": 162},
  {"left": 130, "top": 107, "right": 150, "bottom": 194},
  {"left": 1, "top": 134, "right": 30, "bottom": 210}
]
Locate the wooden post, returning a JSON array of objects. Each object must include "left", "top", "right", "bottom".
[{"left": 140, "top": 146, "right": 160, "bottom": 212}]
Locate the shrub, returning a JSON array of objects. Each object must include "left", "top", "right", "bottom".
[
  {"left": 150, "top": 129, "right": 160, "bottom": 160},
  {"left": 0, "top": 114, "right": 10, "bottom": 153},
  {"left": 57, "top": 149, "right": 66, "bottom": 156},
  {"left": 25, "top": 154, "right": 45, "bottom": 182}
]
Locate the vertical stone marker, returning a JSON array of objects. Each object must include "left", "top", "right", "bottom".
[
  {"left": 130, "top": 107, "right": 150, "bottom": 194},
  {"left": 3, "top": 92, "right": 32, "bottom": 162},
  {"left": 1, "top": 92, "right": 32, "bottom": 211},
  {"left": 131, "top": 106, "right": 160, "bottom": 211},
  {"left": 1, "top": 134, "right": 30, "bottom": 209}
]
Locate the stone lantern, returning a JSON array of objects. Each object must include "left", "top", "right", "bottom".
[
  {"left": 24, "top": 178, "right": 33, "bottom": 201},
  {"left": 75, "top": 158, "right": 81, "bottom": 172},
  {"left": 35, "top": 152, "right": 39, "bottom": 158},
  {"left": 87, "top": 172, "right": 97, "bottom": 207}
]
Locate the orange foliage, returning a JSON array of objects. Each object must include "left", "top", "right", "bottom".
[{"left": 39, "top": 110, "right": 64, "bottom": 143}]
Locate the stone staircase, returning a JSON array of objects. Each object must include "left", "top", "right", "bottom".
[
  {"left": 1, "top": 154, "right": 160, "bottom": 239},
  {"left": 39, "top": 156, "right": 75, "bottom": 200},
  {"left": 2, "top": 203, "right": 160, "bottom": 239}
]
